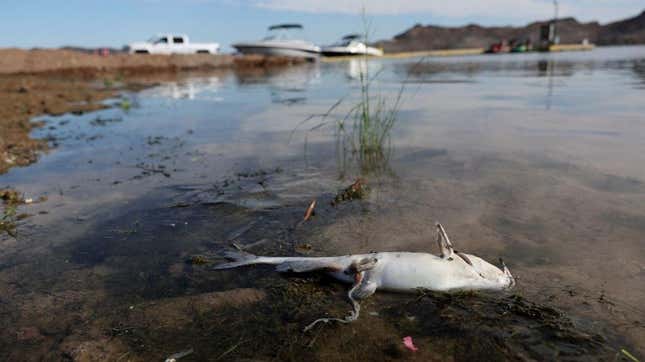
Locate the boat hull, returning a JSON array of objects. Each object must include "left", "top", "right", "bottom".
[
  {"left": 233, "top": 44, "right": 320, "bottom": 59},
  {"left": 321, "top": 46, "right": 383, "bottom": 57}
]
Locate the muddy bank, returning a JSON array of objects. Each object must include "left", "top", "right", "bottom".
[
  {"left": 0, "top": 49, "right": 306, "bottom": 175},
  {"left": 0, "top": 178, "right": 635, "bottom": 361},
  {"left": 0, "top": 75, "right": 116, "bottom": 174},
  {"left": 0, "top": 49, "right": 305, "bottom": 75}
]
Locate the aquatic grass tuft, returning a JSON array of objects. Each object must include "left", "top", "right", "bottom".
[
  {"left": 119, "top": 98, "right": 132, "bottom": 111},
  {"left": 294, "top": 8, "right": 419, "bottom": 178},
  {"left": 335, "top": 13, "right": 404, "bottom": 177},
  {"left": 621, "top": 348, "right": 640, "bottom": 362},
  {"left": 0, "top": 204, "right": 17, "bottom": 237},
  {"left": 336, "top": 63, "right": 403, "bottom": 176},
  {"left": 0, "top": 189, "right": 21, "bottom": 237}
]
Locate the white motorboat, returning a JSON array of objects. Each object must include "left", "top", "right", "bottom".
[
  {"left": 321, "top": 34, "right": 384, "bottom": 57},
  {"left": 232, "top": 24, "right": 321, "bottom": 59}
]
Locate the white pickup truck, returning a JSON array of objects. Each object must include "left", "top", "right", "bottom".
[{"left": 128, "top": 34, "right": 220, "bottom": 54}]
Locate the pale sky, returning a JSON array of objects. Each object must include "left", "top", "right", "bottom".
[{"left": 1, "top": 0, "right": 643, "bottom": 50}]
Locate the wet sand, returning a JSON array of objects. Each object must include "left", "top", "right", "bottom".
[{"left": 1, "top": 47, "right": 645, "bottom": 361}]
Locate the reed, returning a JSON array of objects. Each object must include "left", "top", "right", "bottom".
[{"left": 335, "top": 14, "right": 403, "bottom": 177}]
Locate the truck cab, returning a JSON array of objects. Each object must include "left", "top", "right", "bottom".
[{"left": 129, "top": 34, "right": 220, "bottom": 55}]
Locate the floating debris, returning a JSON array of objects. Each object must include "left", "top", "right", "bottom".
[
  {"left": 295, "top": 243, "right": 313, "bottom": 254},
  {"left": 332, "top": 178, "right": 369, "bottom": 205},
  {"left": 170, "top": 202, "right": 191, "bottom": 208},
  {"left": 90, "top": 116, "right": 123, "bottom": 127},
  {"left": 16, "top": 213, "right": 32, "bottom": 220},
  {"left": 164, "top": 348, "right": 194, "bottom": 362},
  {"left": 1, "top": 188, "right": 22, "bottom": 237},
  {"left": 187, "top": 255, "right": 210, "bottom": 265},
  {"left": 621, "top": 348, "right": 640, "bottom": 362},
  {"left": 402, "top": 336, "right": 418, "bottom": 352},
  {"left": 135, "top": 162, "right": 171, "bottom": 178},
  {"left": 236, "top": 167, "right": 283, "bottom": 179},
  {"left": 0, "top": 188, "right": 24, "bottom": 206},
  {"left": 303, "top": 199, "right": 316, "bottom": 221},
  {"left": 1, "top": 213, "right": 17, "bottom": 237},
  {"left": 119, "top": 98, "right": 132, "bottom": 111}
]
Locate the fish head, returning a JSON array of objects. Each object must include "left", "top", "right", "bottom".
[{"left": 465, "top": 254, "right": 515, "bottom": 290}]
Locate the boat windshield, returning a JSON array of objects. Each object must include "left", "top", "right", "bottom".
[
  {"left": 263, "top": 24, "right": 305, "bottom": 41},
  {"left": 332, "top": 35, "right": 364, "bottom": 47}
]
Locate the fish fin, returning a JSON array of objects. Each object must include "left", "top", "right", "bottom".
[
  {"left": 500, "top": 258, "right": 516, "bottom": 288},
  {"left": 456, "top": 251, "right": 473, "bottom": 266},
  {"left": 212, "top": 251, "right": 258, "bottom": 270},
  {"left": 275, "top": 260, "right": 342, "bottom": 273},
  {"left": 350, "top": 257, "right": 378, "bottom": 273},
  {"left": 436, "top": 223, "right": 454, "bottom": 259},
  {"left": 351, "top": 278, "right": 377, "bottom": 300}
]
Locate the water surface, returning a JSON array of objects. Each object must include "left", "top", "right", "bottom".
[{"left": 1, "top": 46, "right": 645, "bottom": 360}]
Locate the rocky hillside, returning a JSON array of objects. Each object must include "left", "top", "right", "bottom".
[{"left": 375, "top": 10, "right": 645, "bottom": 52}]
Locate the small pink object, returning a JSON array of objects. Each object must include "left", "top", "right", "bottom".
[{"left": 402, "top": 336, "right": 418, "bottom": 351}]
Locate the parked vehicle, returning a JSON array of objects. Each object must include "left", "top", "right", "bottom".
[
  {"left": 232, "top": 24, "right": 320, "bottom": 59},
  {"left": 128, "top": 34, "right": 220, "bottom": 54},
  {"left": 321, "top": 34, "right": 383, "bottom": 57}
]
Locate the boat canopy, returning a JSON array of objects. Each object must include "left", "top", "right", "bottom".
[
  {"left": 342, "top": 34, "right": 362, "bottom": 40},
  {"left": 268, "top": 24, "right": 303, "bottom": 31}
]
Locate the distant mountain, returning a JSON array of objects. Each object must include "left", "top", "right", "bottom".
[
  {"left": 598, "top": 10, "right": 645, "bottom": 45},
  {"left": 375, "top": 10, "right": 645, "bottom": 52}
]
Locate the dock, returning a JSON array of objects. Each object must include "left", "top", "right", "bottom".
[
  {"left": 548, "top": 43, "right": 595, "bottom": 52},
  {"left": 321, "top": 44, "right": 594, "bottom": 62}
]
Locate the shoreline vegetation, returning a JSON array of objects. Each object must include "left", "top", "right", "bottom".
[{"left": 0, "top": 49, "right": 306, "bottom": 75}]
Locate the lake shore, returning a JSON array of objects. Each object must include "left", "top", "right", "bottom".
[
  {"left": 0, "top": 48, "right": 306, "bottom": 75},
  {"left": 1, "top": 46, "right": 644, "bottom": 360},
  {"left": 0, "top": 49, "right": 305, "bottom": 175}
]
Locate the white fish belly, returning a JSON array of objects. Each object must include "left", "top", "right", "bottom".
[{"left": 375, "top": 253, "right": 482, "bottom": 292}]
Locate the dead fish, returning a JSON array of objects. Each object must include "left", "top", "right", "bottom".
[{"left": 214, "top": 223, "right": 514, "bottom": 330}]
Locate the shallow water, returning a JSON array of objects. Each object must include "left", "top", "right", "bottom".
[{"left": 2, "top": 46, "right": 645, "bottom": 360}]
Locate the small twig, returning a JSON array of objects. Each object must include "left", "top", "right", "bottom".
[
  {"left": 215, "top": 340, "right": 244, "bottom": 361},
  {"left": 164, "top": 348, "right": 194, "bottom": 362},
  {"left": 306, "top": 329, "right": 322, "bottom": 348},
  {"left": 303, "top": 199, "right": 316, "bottom": 221}
]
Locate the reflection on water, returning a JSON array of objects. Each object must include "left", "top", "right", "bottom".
[
  {"left": 335, "top": 119, "right": 395, "bottom": 180},
  {"left": 333, "top": 58, "right": 398, "bottom": 179},
  {"left": 144, "top": 76, "right": 223, "bottom": 100},
  {"left": 633, "top": 59, "right": 645, "bottom": 88},
  {"left": 537, "top": 59, "right": 557, "bottom": 110},
  {"left": 2, "top": 46, "right": 645, "bottom": 360},
  {"left": 235, "top": 64, "right": 320, "bottom": 105},
  {"left": 345, "top": 58, "right": 384, "bottom": 80}
]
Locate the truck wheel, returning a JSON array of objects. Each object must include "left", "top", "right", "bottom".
[{"left": 134, "top": 50, "right": 149, "bottom": 54}]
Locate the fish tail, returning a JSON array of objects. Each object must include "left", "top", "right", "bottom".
[
  {"left": 212, "top": 250, "right": 261, "bottom": 269},
  {"left": 212, "top": 250, "right": 298, "bottom": 269}
]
